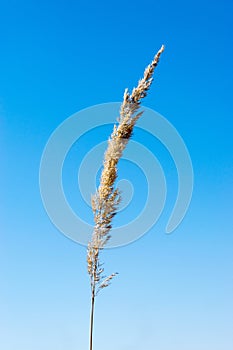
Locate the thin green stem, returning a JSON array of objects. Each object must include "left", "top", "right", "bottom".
[{"left": 89, "top": 286, "right": 95, "bottom": 350}]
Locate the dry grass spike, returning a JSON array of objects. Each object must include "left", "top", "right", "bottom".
[{"left": 87, "top": 45, "right": 164, "bottom": 350}]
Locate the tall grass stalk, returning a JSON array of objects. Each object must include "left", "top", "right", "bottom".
[{"left": 87, "top": 45, "right": 164, "bottom": 350}]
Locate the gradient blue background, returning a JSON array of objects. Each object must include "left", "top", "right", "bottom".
[{"left": 1, "top": 0, "right": 233, "bottom": 349}]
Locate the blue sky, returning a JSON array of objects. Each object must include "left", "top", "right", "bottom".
[{"left": 1, "top": 0, "right": 233, "bottom": 349}]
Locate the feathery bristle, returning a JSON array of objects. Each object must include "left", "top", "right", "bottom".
[{"left": 87, "top": 45, "right": 164, "bottom": 296}]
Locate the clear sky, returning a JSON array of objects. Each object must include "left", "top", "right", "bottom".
[{"left": 1, "top": 0, "right": 233, "bottom": 349}]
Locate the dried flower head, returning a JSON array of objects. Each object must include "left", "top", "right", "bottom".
[{"left": 87, "top": 45, "right": 165, "bottom": 296}]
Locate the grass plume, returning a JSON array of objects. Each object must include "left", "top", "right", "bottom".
[{"left": 87, "top": 45, "right": 164, "bottom": 350}]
